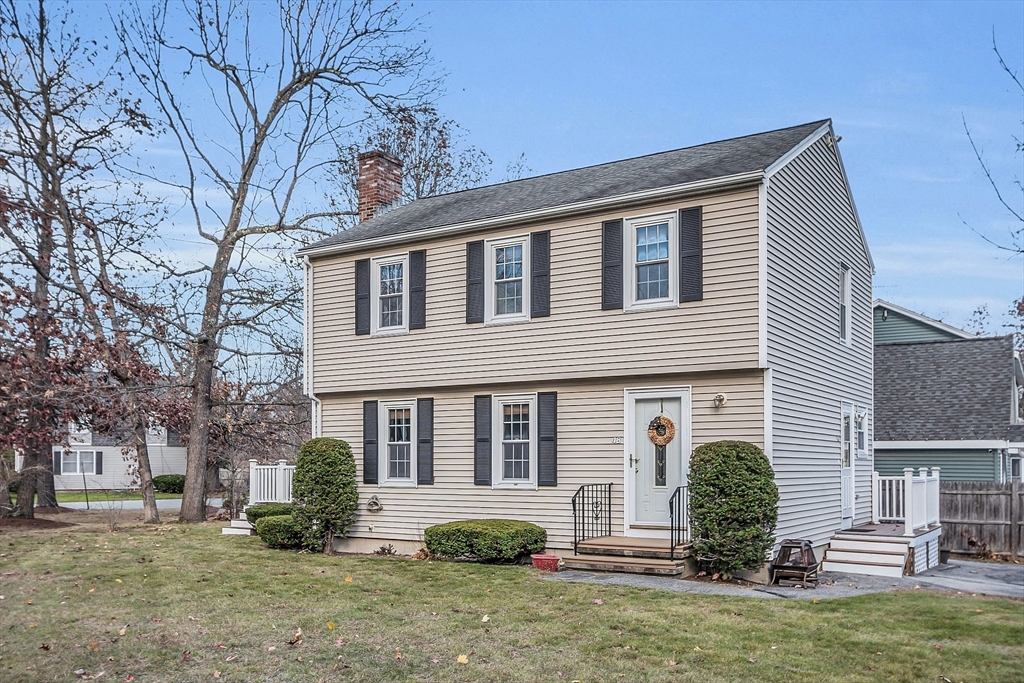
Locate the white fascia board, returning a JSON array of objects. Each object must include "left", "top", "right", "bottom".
[
  {"left": 297, "top": 171, "right": 765, "bottom": 259},
  {"left": 872, "top": 299, "right": 974, "bottom": 339},
  {"left": 875, "top": 440, "right": 1008, "bottom": 450}
]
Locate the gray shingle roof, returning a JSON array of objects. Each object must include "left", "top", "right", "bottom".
[
  {"left": 874, "top": 336, "right": 1016, "bottom": 441},
  {"left": 301, "top": 120, "right": 829, "bottom": 254}
]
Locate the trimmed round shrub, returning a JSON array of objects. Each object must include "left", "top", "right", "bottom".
[
  {"left": 152, "top": 474, "right": 186, "bottom": 494},
  {"left": 424, "top": 519, "right": 547, "bottom": 563},
  {"left": 244, "top": 502, "right": 294, "bottom": 524},
  {"left": 688, "top": 440, "right": 778, "bottom": 576},
  {"left": 291, "top": 438, "right": 358, "bottom": 553},
  {"left": 255, "top": 514, "right": 302, "bottom": 549}
]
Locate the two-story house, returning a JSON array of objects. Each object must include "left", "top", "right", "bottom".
[{"left": 299, "top": 120, "right": 936, "bottom": 578}]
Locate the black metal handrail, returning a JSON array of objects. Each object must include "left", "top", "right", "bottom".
[
  {"left": 669, "top": 485, "right": 689, "bottom": 560},
  {"left": 571, "top": 483, "right": 612, "bottom": 554}
]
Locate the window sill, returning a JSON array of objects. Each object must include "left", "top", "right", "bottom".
[
  {"left": 483, "top": 315, "right": 531, "bottom": 327},
  {"left": 623, "top": 300, "right": 679, "bottom": 314},
  {"left": 378, "top": 480, "right": 417, "bottom": 488},
  {"left": 491, "top": 481, "right": 538, "bottom": 491},
  {"left": 370, "top": 327, "right": 409, "bottom": 338}
]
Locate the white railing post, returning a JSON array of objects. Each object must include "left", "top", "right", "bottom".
[
  {"left": 927, "top": 467, "right": 940, "bottom": 527},
  {"left": 871, "top": 471, "right": 880, "bottom": 524},
  {"left": 903, "top": 468, "right": 915, "bottom": 536},
  {"left": 275, "top": 460, "right": 288, "bottom": 503},
  {"left": 248, "top": 459, "right": 258, "bottom": 507}
]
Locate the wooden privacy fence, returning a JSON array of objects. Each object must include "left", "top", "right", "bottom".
[{"left": 939, "top": 482, "right": 1023, "bottom": 558}]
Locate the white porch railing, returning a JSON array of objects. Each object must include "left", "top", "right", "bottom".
[
  {"left": 872, "top": 467, "right": 940, "bottom": 536},
  {"left": 249, "top": 459, "right": 295, "bottom": 504}
]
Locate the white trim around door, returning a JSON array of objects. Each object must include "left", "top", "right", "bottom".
[{"left": 623, "top": 386, "right": 692, "bottom": 539}]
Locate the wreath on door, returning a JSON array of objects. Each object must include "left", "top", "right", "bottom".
[{"left": 647, "top": 415, "right": 676, "bottom": 447}]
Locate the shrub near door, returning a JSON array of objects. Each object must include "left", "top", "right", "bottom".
[{"left": 424, "top": 519, "right": 547, "bottom": 563}]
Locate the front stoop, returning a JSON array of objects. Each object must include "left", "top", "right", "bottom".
[
  {"left": 821, "top": 534, "right": 909, "bottom": 578},
  {"left": 221, "top": 518, "right": 254, "bottom": 536},
  {"left": 561, "top": 536, "right": 694, "bottom": 576}
]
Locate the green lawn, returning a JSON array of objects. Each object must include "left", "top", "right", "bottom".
[{"left": 0, "top": 515, "right": 1020, "bottom": 683}]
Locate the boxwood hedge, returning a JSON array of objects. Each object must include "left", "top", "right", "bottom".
[
  {"left": 255, "top": 514, "right": 302, "bottom": 549},
  {"left": 244, "top": 502, "right": 294, "bottom": 524},
  {"left": 152, "top": 474, "right": 185, "bottom": 494},
  {"left": 424, "top": 519, "right": 546, "bottom": 563}
]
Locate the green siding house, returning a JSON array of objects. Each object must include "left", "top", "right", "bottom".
[{"left": 873, "top": 301, "right": 1023, "bottom": 483}]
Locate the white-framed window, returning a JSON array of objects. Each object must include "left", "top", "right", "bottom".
[
  {"left": 839, "top": 264, "right": 852, "bottom": 345},
  {"left": 484, "top": 235, "right": 530, "bottom": 324},
  {"left": 841, "top": 403, "right": 853, "bottom": 469},
  {"left": 68, "top": 421, "right": 92, "bottom": 447},
  {"left": 1011, "top": 456, "right": 1021, "bottom": 481},
  {"left": 370, "top": 253, "right": 409, "bottom": 336},
  {"left": 146, "top": 420, "right": 168, "bottom": 446},
  {"left": 855, "top": 408, "right": 869, "bottom": 458},
  {"left": 378, "top": 399, "right": 417, "bottom": 486},
  {"left": 61, "top": 450, "right": 95, "bottom": 475},
  {"left": 491, "top": 393, "right": 538, "bottom": 489},
  {"left": 624, "top": 212, "right": 678, "bottom": 311}
]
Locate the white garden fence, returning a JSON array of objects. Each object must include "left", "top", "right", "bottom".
[
  {"left": 872, "top": 467, "right": 940, "bottom": 536},
  {"left": 248, "top": 459, "right": 295, "bottom": 505}
]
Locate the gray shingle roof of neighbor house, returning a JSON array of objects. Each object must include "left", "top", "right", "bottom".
[
  {"left": 874, "top": 336, "right": 1018, "bottom": 442},
  {"left": 299, "top": 119, "right": 830, "bottom": 255}
]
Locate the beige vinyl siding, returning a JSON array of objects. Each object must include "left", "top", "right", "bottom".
[
  {"left": 310, "top": 188, "right": 761, "bottom": 394},
  {"left": 320, "top": 372, "right": 763, "bottom": 550},
  {"left": 766, "top": 135, "right": 874, "bottom": 548},
  {"left": 52, "top": 445, "right": 187, "bottom": 491}
]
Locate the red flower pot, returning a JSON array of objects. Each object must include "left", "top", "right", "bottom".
[{"left": 531, "top": 554, "right": 560, "bottom": 572}]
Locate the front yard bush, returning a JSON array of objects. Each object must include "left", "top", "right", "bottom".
[
  {"left": 688, "top": 440, "right": 778, "bottom": 577},
  {"left": 291, "top": 438, "right": 358, "bottom": 553},
  {"left": 424, "top": 519, "right": 547, "bottom": 563},
  {"left": 152, "top": 474, "right": 185, "bottom": 494},
  {"left": 244, "top": 502, "right": 294, "bottom": 524},
  {"left": 255, "top": 514, "right": 302, "bottom": 549}
]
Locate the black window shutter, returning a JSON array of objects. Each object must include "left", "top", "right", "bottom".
[
  {"left": 410, "top": 250, "right": 426, "bottom": 330},
  {"left": 417, "top": 398, "right": 434, "bottom": 485},
  {"left": 679, "top": 207, "right": 703, "bottom": 302},
  {"left": 466, "top": 241, "right": 485, "bottom": 323},
  {"left": 95, "top": 451, "right": 103, "bottom": 475},
  {"left": 363, "top": 401, "right": 378, "bottom": 484},
  {"left": 473, "top": 395, "right": 491, "bottom": 486},
  {"left": 53, "top": 451, "right": 61, "bottom": 475},
  {"left": 531, "top": 231, "right": 550, "bottom": 318},
  {"left": 602, "top": 219, "right": 623, "bottom": 310},
  {"left": 538, "top": 392, "right": 557, "bottom": 487},
  {"left": 355, "top": 259, "right": 371, "bottom": 335}
]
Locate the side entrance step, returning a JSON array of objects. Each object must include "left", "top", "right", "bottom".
[
  {"left": 221, "top": 518, "right": 255, "bottom": 536},
  {"left": 821, "top": 534, "right": 909, "bottom": 578},
  {"left": 562, "top": 554, "right": 688, "bottom": 576}
]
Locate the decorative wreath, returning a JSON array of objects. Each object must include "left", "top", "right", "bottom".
[{"left": 647, "top": 415, "right": 676, "bottom": 447}]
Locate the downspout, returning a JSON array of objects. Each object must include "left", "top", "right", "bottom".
[{"left": 303, "top": 255, "right": 323, "bottom": 438}]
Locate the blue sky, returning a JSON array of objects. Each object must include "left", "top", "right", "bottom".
[{"left": 416, "top": 0, "right": 1024, "bottom": 331}]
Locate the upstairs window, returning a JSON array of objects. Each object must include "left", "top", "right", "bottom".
[
  {"left": 484, "top": 236, "right": 530, "bottom": 324},
  {"left": 624, "top": 213, "right": 678, "bottom": 311},
  {"left": 839, "top": 264, "right": 851, "bottom": 345},
  {"left": 370, "top": 254, "right": 409, "bottom": 336}
]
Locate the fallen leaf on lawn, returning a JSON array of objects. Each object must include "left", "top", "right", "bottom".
[
  {"left": 181, "top": 651, "right": 192, "bottom": 661},
  {"left": 875, "top": 651, "right": 882, "bottom": 656},
  {"left": 334, "top": 635, "right": 345, "bottom": 647},
  {"left": 115, "top": 579, "right": 122, "bottom": 584},
  {"left": 288, "top": 628, "right": 302, "bottom": 645},
  {"left": 296, "top": 656, "right": 303, "bottom": 662},
  {"left": 748, "top": 657, "right": 757, "bottom": 663},
  {"left": 267, "top": 646, "right": 277, "bottom": 652},
  {"left": 125, "top": 675, "right": 136, "bottom": 682},
  {"left": 89, "top": 589, "right": 95, "bottom": 594},
  {"left": 395, "top": 649, "right": 403, "bottom": 661},
  {"left": 39, "top": 644, "right": 50, "bottom": 651},
  {"left": 812, "top": 598, "right": 819, "bottom": 604},
  {"left": 344, "top": 576, "right": 353, "bottom": 583},
  {"left": 938, "top": 677, "right": 952, "bottom": 683},
  {"left": 667, "top": 659, "right": 677, "bottom": 666},
  {"left": 88, "top": 642, "right": 100, "bottom": 652},
  {"left": 457, "top": 654, "right": 469, "bottom": 664},
  {"left": 213, "top": 672, "right": 221, "bottom": 679},
  {"left": 118, "top": 625, "right": 128, "bottom": 636},
  {"left": 481, "top": 615, "right": 489, "bottom": 623},
  {"left": 593, "top": 599, "right": 603, "bottom": 605},
  {"left": 693, "top": 646, "right": 702, "bottom": 652},
  {"left": 29, "top": 623, "right": 38, "bottom": 629},
  {"left": 327, "top": 621, "right": 336, "bottom": 630},
  {"left": 934, "top": 644, "right": 943, "bottom": 651},
  {"left": 225, "top": 655, "right": 237, "bottom": 662},
  {"left": 975, "top": 609, "right": 983, "bottom": 614},
  {"left": 431, "top": 658, "right": 439, "bottom": 664}
]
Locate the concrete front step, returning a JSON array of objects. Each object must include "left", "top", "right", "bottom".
[
  {"left": 825, "top": 549, "right": 905, "bottom": 566},
  {"left": 230, "top": 519, "right": 254, "bottom": 529},
  {"left": 562, "top": 554, "right": 688, "bottom": 576},
  {"left": 221, "top": 526, "right": 254, "bottom": 536},
  {"left": 821, "top": 559, "right": 904, "bottom": 578},
  {"left": 829, "top": 537, "right": 911, "bottom": 553},
  {"left": 576, "top": 537, "right": 692, "bottom": 561}
]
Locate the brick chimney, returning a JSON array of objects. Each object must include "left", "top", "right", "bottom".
[{"left": 357, "top": 150, "right": 403, "bottom": 223}]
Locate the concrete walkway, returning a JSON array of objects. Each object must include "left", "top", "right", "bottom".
[
  {"left": 548, "top": 559, "right": 1023, "bottom": 600},
  {"left": 59, "top": 497, "right": 223, "bottom": 511}
]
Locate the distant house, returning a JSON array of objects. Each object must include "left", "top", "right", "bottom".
[
  {"left": 16, "top": 422, "right": 187, "bottom": 491},
  {"left": 873, "top": 300, "right": 1023, "bottom": 482}
]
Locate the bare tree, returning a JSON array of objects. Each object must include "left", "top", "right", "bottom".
[
  {"left": 117, "top": 0, "right": 434, "bottom": 522},
  {"left": 0, "top": 0, "right": 171, "bottom": 520}
]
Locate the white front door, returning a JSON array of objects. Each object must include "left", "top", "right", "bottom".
[
  {"left": 626, "top": 389, "right": 690, "bottom": 532},
  {"left": 841, "top": 403, "right": 855, "bottom": 529}
]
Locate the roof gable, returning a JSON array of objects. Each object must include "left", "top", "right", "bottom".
[
  {"left": 874, "top": 300, "right": 973, "bottom": 345},
  {"left": 300, "top": 120, "right": 829, "bottom": 256}
]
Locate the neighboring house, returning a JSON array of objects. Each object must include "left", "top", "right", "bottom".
[
  {"left": 873, "top": 302, "right": 1023, "bottom": 483},
  {"left": 16, "top": 422, "right": 187, "bottom": 491},
  {"left": 298, "top": 120, "right": 934, "bottom": 578}
]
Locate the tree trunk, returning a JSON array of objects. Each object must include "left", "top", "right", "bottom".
[
  {"left": 15, "top": 448, "right": 39, "bottom": 518},
  {"left": 36, "top": 452, "right": 57, "bottom": 507},
  {"left": 206, "top": 460, "right": 222, "bottom": 494},
  {"left": 0, "top": 456, "right": 14, "bottom": 517},
  {"left": 179, "top": 346, "right": 214, "bottom": 522},
  {"left": 129, "top": 404, "right": 160, "bottom": 524}
]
